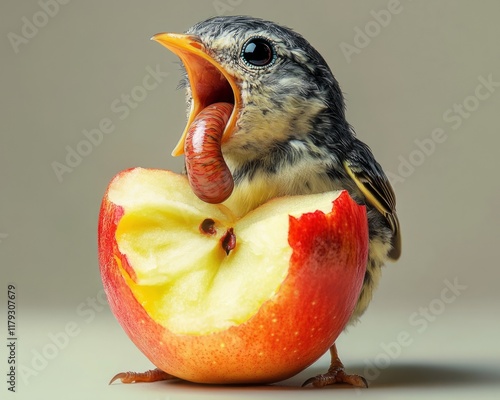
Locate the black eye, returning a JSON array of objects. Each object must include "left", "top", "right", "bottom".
[{"left": 241, "top": 38, "right": 275, "bottom": 67}]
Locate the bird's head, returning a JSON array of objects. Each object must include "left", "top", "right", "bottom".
[{"left": 152, "top": 16, "right": 348, "bottom": 166}]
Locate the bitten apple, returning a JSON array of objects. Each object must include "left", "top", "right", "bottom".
[{"left": 98, "top": 167, "right": 368, "bottom": 384}]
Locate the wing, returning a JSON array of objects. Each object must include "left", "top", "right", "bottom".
[{"left": 343, "top": 142, "right": 401, "bottom": 260}]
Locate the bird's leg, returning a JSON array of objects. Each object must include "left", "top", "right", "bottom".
[
  {"left": 302, "top": 343, "right": 368, "bottom": 388},
  {"left": 109, "top": 368, "right": 177, "bottom": 385}
]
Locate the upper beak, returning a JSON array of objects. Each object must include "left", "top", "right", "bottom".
[{"left": 151, "top": 32, "right": 241, "bottom": 156}]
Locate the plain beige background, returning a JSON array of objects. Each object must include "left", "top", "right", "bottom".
[{"left": 1, "top": 1, "right": 499, "bottom": 399}]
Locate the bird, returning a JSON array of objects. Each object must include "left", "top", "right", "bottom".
[{"left": 111, "top": 15, "right": 401, "bottom": 388}]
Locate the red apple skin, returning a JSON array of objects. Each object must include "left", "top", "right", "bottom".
[{"left": 98, "top": 168, "right": 368, "bottom": 384}]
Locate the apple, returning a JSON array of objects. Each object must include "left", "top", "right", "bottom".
[{"left": 98, "top": 167, "right": 368, "bottom": 384}]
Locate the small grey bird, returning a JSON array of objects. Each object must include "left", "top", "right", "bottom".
[{"left": 112, "top": 15, "right": 401, "bottom": 388}]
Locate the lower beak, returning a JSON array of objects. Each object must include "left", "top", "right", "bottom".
[{"left": 151, "top": 33, "right": 241, "bottom": 157}]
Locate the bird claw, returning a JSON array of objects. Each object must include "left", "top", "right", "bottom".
[
  {"left": 302, "top": 367, "right": 368, "bottom": 388},
  {"left": 109, "top": 368, "right": 176, "bottom": 384}
]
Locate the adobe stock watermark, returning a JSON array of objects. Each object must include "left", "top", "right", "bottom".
[
  {"left": 213, "top": 0, "right": 244, "bottom": 15},
  {"left": 340, "top": 0, "right": 408, "bottom": 64},
  {"left": 388, "top": 73, "right": 499, "bottom": 187},
  {"left": 358, "top": 277, "right": 467, "bottom": 388},
  {"left": 0, "top": 233, "right": 8, "bottom": 244},
  {"left": 51, "top": 64, "right": 169, "bottom": 183},
  {"left": 19, "top": 289, "right": 109, "bottom": 386},
  {"left": 7, "top": 0, "right": 71, "bottom": 55}
]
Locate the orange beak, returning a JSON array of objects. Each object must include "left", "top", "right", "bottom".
[{"left": 151, "top": 33, "right": 241, "bottom": 157}]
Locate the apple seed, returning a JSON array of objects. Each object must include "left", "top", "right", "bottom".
[
  {"left": 221, "top": 228, "right": 236, "bottom": 255},
  {"left": 200, "top": 218, "right": 216, "bottom": 235}
]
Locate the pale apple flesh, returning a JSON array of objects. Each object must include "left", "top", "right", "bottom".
[{"left": 99, "top": 167, "right": 368, "bottom": 384}]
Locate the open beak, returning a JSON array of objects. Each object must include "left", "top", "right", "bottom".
[{"left": 151, "top": 33, "right": 241, "bottom": 156}]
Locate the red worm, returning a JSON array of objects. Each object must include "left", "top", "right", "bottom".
[{"left": 184, "top": 102, "right": 234, "bottom": 204}]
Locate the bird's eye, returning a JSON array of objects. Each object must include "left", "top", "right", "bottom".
[{"left": 241, "top": 37, "right": 276, "bottom": 68}]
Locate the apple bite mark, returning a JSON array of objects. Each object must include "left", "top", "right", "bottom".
[{"left": 99, "top": 167, "right": 368, "bottom": 383}]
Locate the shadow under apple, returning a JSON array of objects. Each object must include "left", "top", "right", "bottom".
[{"left": 149, "top": 361, "right": 500, "bottom": 391}]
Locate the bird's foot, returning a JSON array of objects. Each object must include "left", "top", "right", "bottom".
[
  {"left": 109, "top": 368, "right": 177, "bottom": 384},
  {"left": 302, "top": 343, "right": 368, "bottom": 388},
  {"left": 302, "top": 366, "right": 368, "bottom": 388}
]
